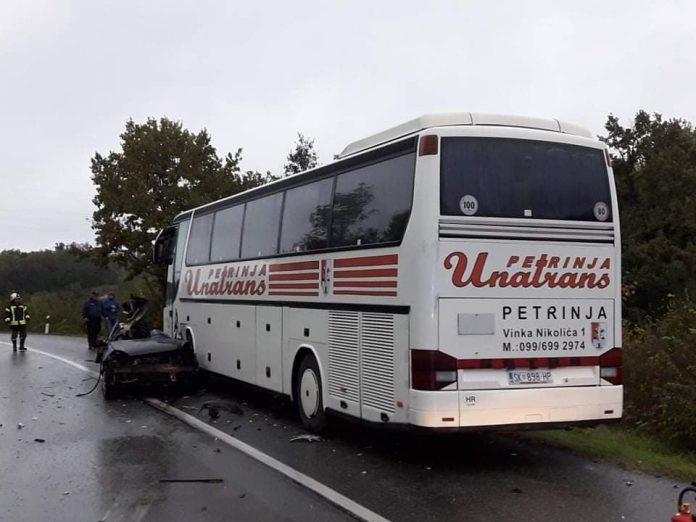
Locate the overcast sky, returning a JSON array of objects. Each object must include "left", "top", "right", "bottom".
[{"left": 1, "top": 0, "right": 695, "bottom": 251}]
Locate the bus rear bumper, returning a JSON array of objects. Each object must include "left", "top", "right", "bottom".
[{"left": 408, "top": 385, "right": 623, "bottom": 429}]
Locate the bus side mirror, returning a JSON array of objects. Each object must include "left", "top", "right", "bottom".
[{"left": 153, "top": 226, "right": 177, "bottom": 265}]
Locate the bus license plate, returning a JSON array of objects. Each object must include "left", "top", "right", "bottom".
[{"left": 507, "top": 370, "right": 553, "bottom": 386}]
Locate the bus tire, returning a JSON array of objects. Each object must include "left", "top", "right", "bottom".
[{"left": 295, "top": 354, "right": 327, "bottom": 433}]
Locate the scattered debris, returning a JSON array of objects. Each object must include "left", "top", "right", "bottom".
[
  {"left": 512, "top": 487, "right": 523, "bottom": 494},
  {"left": 17, "top": 423, "right": 24, "bottom": 430},
  {"left": 290, "top": 434, "right": 323, "bottom": 443},
  {"left": 233, "top": 425, "right": 241, "bottom": 431},
  {"left": 214, "top": 448, "right": 221, "bottom": 453},
  {"left": 625, "top": 480, "right": 633, "bottom": 487},
  {"left": 200, "top": 400, "right": 244, "bottom": 418},
  {"left": 159, "top": 479, "right": 224, "bottom": 484},
  {"left": 425, "top": 466, "right": 432, "bottom": 471},
  {"left": 125, "top": 420, "right": 132, "bottom": 424},
  {"left": 31, "top": 417, "right": 38, "bottom": 421},
  {"left": 239, "top": 493, "right": 246, "bottom": 499},
  {"left": 63, "top": 491, "right": 70, "bottom": 496},
  {"left": 40, "top": 392, "right": 55, "bottom": 398},
  {"left": 361, "top": 471, "right": 367, "bottom": 475},
  {"left": 34, "top": 438, "right": 46, "bottom": 443}
]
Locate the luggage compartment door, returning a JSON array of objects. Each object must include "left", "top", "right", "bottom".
[{"left": 256, "top": 306, "right": 283, "bottom": 392}]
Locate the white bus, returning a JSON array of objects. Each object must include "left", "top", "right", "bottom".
[{"left": 154, "top": 113, "right": 623, "bottom": 432}]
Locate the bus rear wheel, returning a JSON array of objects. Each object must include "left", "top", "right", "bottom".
[{"left": 295, "top": 354, "right": 327, "bottom": 434}]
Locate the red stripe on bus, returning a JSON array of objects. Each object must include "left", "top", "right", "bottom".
[
  {"left": 333, "top": 290, "right": 398, "bottom": 297},
  {"left": 457, "top": 356, "right": 600, "bottom": 370},
  {"left": 268, "top": 282, "right": 319, "bottom": 289},
  {"left": 333, "top": 268, "right": 398, "bottom": 279},
  {"left": 268, "top": 291, "right": 319, "bottom": 296},
  {"left": 269, "top": 261, "right": 320, "bottom": 272},
  {"left": 333, "top": 254, "right": 398, "bottom": 268},
  {"left": 333, "top": 280, "right": 397, "bottom": 288},
  {"left": 269, "top": 272, "right": 319, "bottom": 281}
]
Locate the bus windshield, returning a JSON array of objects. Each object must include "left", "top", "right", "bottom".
[{"left": 440, "top": 137, "right": 612, "bottom": 222}]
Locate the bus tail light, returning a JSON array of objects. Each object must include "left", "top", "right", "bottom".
[
  {"left": 599, "top": 348, "right": 623, "bottom": 385},
  {"left": 418, "top": 135, "right": 439, "bottom": 156},
  {"left": 411, "top": 349, "right": 457, "bottom": 390}
]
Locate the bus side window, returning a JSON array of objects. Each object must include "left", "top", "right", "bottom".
[
  {"left": 241, "top": 193, "right": 283, "bottom": 259},
  {"left": 186, "top": 213, "right": 214, "bottom": 265},
  {"left": 331, "top": 152, "right": 415, "bottom": 248},
  {"left": 279, "top": 177, "right": 333, "bottom": 254},
  {"left": 211, "top": 204, "right": 243, "bottom": 262},
  {"left": 173, "top": 218, "right": 190, "bottom": 292}
]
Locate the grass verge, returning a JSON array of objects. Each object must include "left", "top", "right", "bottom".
[{"left": 523, "top": 426, "right": 696, "bottom": 482}]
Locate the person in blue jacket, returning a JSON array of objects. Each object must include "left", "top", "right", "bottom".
[
  {"left": 82, "top": 292, "right": 103, "bottom": 350},
  {"left": 102, "top": 293, "right": 121, "bottom": 333}
]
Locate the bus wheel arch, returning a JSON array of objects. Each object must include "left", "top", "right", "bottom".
[
  {"left": 182, "top": 327, "right": 195, "bottom": 352},
  {"left": 292, "top": 347, "right": 328, "bottom": 433}
]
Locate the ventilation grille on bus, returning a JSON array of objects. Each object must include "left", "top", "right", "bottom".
[
  {"left": 360, "top": 313, "right": 395, "bottom": 414},
  {"left": 439, "top": 217, "right": 615, "bottom": 243},
  {"left": 327, "top": 310, "right": 396, "bottom": 414},
  {"left": 328, "top": 311, "right": 360, "bottom": 403}
]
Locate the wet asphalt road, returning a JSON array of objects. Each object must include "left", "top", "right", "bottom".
[
  {"left": 1, "top": 335, "right": 688, "bottom": 521},
  {"left": 0, "top": 338, "right": 351, "bottom": 522}
]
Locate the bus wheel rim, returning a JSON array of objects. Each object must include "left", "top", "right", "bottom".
[{"left": 300, "top": 368, "right": 319, "bottom": 418}]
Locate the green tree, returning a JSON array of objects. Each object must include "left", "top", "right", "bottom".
[
  {"left": 283, "top": 133, "right": 318, "bottom": 176},
  {"left": 0, "top": 246, "right": 127, "bottom": 335},
  {"left": 601, "top": 111, "right": 696, "bottom": 320},
  {"left": 90, "top": 117, "right": 271, "bottom": 286}
]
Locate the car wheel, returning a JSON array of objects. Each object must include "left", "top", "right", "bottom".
[
  {"left": 102, "top": 372, "right": 120, "bottom": 400},
  {"left": 295, "top": 354, "right": 327, "bottom": 433}
]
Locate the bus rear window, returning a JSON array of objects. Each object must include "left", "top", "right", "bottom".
[{"left": 440, "top": 138, "right": 612, "bottom": 222}]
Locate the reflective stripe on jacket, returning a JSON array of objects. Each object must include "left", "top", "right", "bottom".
[{"left": 4, "top": 304, "right": 30, "bottom": 326}]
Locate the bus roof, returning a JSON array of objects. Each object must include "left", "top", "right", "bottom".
[
  {"left": 339, "top": 113, "right": 592, "bottom": 158},
  {"left": 172, "top": 112, "right": 593, "bottom": 222}
]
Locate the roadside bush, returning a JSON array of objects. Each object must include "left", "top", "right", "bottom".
[{"left": 624, "top": 296, "right": 696, "bottom": 449}]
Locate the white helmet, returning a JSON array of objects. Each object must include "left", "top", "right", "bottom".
[{"left": 10, "top": 292, "right": 19, "bottom": 300}]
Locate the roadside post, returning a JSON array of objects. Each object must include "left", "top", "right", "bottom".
[{"left": 44, "top": 315, "right": 50, "bottom": 335}]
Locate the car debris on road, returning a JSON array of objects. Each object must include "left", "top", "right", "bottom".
[
  {"left": 200, "top": 400, "right": 244, "bottom": 419},
  {"left": 290, "top": 434, "right": 323, "bottom": 443},
  {"left": 159, "top": 478, "right": 224, "bottom": 484}
]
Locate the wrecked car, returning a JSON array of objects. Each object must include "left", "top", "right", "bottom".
[{"left": 100, "top": 296, "right": 198, "bottom": 399}]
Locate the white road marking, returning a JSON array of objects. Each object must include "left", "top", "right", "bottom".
[
  {"left": 0, "top": 342, "right": 99, "bottom": 376},
  {"left": 0, "top": 341, "right": 390, "bottom": 522},
  {"left": 146, "top": 397, "right": 390, "bottom": 522}
]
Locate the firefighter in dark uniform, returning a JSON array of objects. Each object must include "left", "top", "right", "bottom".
[{"left": 4, "top": 292, "right": 30, "bottom": 352}]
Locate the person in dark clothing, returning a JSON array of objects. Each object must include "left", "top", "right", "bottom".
[
  {"left": 4, "top": 292, "right": 30, "bottom": 352},
  {"left": 82, "top": 292, "right": 103, "bottom": 350},
  {"left": 102, "top": 293, "right": 121, "bottom": 333}
]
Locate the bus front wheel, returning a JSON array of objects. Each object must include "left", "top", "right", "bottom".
[{"left": 295, "top": 354, "right": 327, "bottom": 433}]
